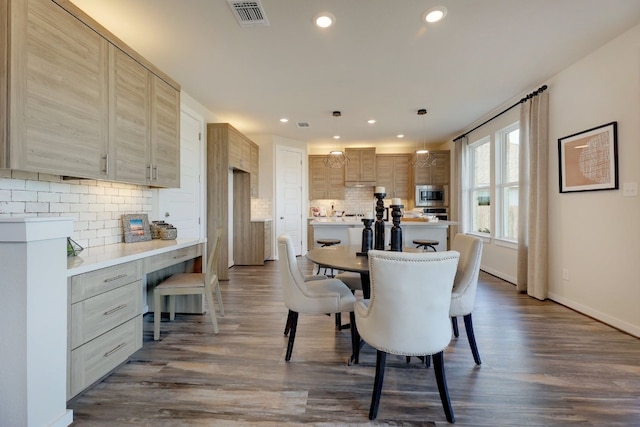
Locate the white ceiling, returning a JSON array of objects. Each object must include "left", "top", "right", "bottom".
[{"left": 70, "top": 0, "right": 640, "bottom": 148}]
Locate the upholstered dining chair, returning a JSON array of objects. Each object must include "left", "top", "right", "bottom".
[
  {"left": 335, "top": 227, "right": 364, "bottom": 292},
  {"left": 277, "top": 234, "right": 358, "bottom": 362},
  {"left": 449, "top": 233, "right": 484, "bottom": 365},
  {"left": 153, "top": 227, "right": 225, "bottom": 340},
  {"left": 355, "top": 249, "right": 460, "bottom": 423}
]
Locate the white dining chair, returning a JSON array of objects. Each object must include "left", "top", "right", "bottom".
[
  {"left": 355, "top": 249, "right": 460, "bottom": 423},
  {"left": 449, "top": 233, "right": 484, "bottom": 365},
  {"left": 277, "top": 234, "right": 358, "bottom": 361}
]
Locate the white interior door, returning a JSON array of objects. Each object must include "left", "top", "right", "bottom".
[
  {"left": 155, "top": 106, "right": 204, "bottom": 239},
  {"left": 276, "top": 147, "right": 303, "bottom": 256}
]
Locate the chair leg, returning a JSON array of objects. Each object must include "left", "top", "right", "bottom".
[
  {"left": 153, "top": 292, "right": 162, "bottom": 341},
  {"left": 463, "top": 313, "right": 481, "bottom": 365},
  {"left": 284, "top": 310, "right": 294, "bottom": 336},
  {"left": 349, "top": 311, "right": 359, "bottom": 364},
  {"left": 285, "top": 310, "right": 299, "bottom": 362},
  {"left": 204, "top": 283, "right": 220, "bottom": 334},
  {"left": 369, "top": 350, "right": 387, "bottom": 420},
  {"left": 433, "top": 351, "right": 455, "bottom": 423},
  {"left": 213, "top": 276, "right": 224, "bottom": 317},
  {"left": 451, "top": 316, "right": 459, "bottom": 338},
  {"left": 169, "top": 295, "right": 176, "bottom": 321}
]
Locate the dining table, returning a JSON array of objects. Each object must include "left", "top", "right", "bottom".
[{"left": 306, "top": 245, "right": 420, "bottom": 299}]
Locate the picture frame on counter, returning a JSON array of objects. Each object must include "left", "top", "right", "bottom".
[
  {"left": 123, "top": 213, "right": 151, "bottom": 243},
  {"left": 558, "top": 121, "right": 618, "bottom": 193}
]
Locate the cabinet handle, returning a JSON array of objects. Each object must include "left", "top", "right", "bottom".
[
  {"left": 102, "top": 154, "right": 109, "bottom": 175},
  {"left": 147, "top": 164, "right": 152, "bottom": 180},
  {"left": 103, "top": 274, "right": 127, "bottom": 283},
  {"left": 103, "top": 342, "right": 127, "bottom": 358},
  {"left": 173, "top": 254, "right": 187, "bottom": 260},
  {"left": 103, "top": 304, "right": 127, "bottom": 316},
  {"left": 153, "top": 165, "right": 158, "bottom": 181}
]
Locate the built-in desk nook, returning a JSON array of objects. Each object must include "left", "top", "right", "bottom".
[{"left": 66, "top": 238, "right": 205, "bottom": 399}]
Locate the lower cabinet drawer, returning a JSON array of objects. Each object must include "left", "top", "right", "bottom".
[
  {"left": 144, "top": 244, "right": 202, "bottom": 272},
  {"left": 70, "top": 281, "right": 142, "bottom": 350},
  {"left": 69, "top": 316, "right": 142, "bottom": 399}
]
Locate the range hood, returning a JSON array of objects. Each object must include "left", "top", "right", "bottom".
[{"left": 344, "top": 180, "right": 375, "bottom": 188}]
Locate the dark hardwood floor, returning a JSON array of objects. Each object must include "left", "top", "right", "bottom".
[{"left": 69, "top": 257, "right": 640, "bottom": 426}]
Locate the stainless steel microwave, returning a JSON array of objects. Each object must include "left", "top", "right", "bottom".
[{"left": 415, "top": 185, "right": 448, "bottom": 207}]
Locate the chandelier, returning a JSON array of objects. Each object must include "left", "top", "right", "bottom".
[
  {"left": 409, "top": 108, "right": 437, "bottom": 168},
  {"left": 323, "top": 111, "right": 350, "bottom": 168}
]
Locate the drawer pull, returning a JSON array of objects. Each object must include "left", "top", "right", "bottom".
[
  {"left": 104, "top": 304, "right": 127, "bottom": 316},
  {"left": 173, "top": 254, "right": 187, "bottom": 259},
  {"left": 104, "top": 342, "right": 127, "bottom": 358},
  {"left": 104, "top": 274, "right": 127, "bottom": 283}
]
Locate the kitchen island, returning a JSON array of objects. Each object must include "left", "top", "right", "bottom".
[{"left": 310, "top": 217, "right": 455, "bottom": 250}]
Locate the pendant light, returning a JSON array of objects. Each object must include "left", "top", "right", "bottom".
[
  {"left": 323, "top": 111, "right": 350, "bottom": 168},
  {"left": 410, "top": 108, "right": 437, "bottom": 168}
]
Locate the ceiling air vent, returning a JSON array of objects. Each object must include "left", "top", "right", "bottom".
[
  {"left": 227, "top": 1, "right": 269, "bottom": 27},
  {"left": 296, "top": 122, "right": 310, "bottom": 128}
]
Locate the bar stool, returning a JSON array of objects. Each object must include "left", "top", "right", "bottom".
[
  {"left": 316, "top": 239, "right": 341, "bottom": 276},
  {"left": 413, "top": 239, "right": 439, "bottom": 251}
]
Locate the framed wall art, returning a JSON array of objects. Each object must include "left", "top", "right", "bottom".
[
  {"left": 558, "top": 121, "right": 618, "bottom": 193},
  {"left": 122, "top": 213, "right": 151, "bottom": 243}
]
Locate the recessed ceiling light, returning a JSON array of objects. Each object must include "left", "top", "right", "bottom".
[
  {"left": 280, "top": 118, "right": 288, "bottom": 123},
  {"left": 397, "top": 134, "right": 405, "bottom": 138},
  {"left": 367, "top": 119, "right": 376, "bottom": 124},
  {"left": 424, "top": 6, "right": 447, "bottom": 23},
  {"left": 333, "top": 135, "right": 340, "bottom": 139},
  {"left": 314, "top": 12, "right": 335, "bottom": 28}
]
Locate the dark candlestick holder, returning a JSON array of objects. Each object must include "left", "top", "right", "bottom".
[
  {"left": 357, "top": 218, "right": 374, "bottom": 256},
  {"left": 374, "top": 192, "right": 386, "bottom": 250},
  {"left": 390, "top": 204, "right": 404, "bottom": 252}
]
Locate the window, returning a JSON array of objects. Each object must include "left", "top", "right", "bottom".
[
  {"left": 469, "top": 137, "right": 491, "bottom": 235},
  {"left": 497, "top": 125, "right": 519, "bottom": 241},
  {"left": 466, "top": 122, "right": 519, "bottom": 242}
]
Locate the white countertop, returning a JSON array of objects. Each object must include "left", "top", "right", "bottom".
[
  {"left": 67, "top": 238, "right": 206, "bottom": 276},
  {"left": 251, "top": 218, "right": 272, "bottom": 222}
]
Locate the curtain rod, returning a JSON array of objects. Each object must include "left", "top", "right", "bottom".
[{"left": 453, "top": 84, "right": 548, "bottom": 142}]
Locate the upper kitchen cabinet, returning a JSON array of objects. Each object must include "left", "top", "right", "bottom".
[
  {"left": 2, "top": 0, "right": 109, "bottom": 178},
  {"left": 344, "top": 148, "right": 376, "bottom": 186},
  {"left": 309, "top": 155, "right": 345, "bottom": 200},
  {"left": 376, "top": 154, "right": 411, "bottom": 199},
  {"left": 1, "top": 0, "right": 181, "bottom": 187},
  {"left": 413, "top": 150, "right": 450, "bottom": 185}
]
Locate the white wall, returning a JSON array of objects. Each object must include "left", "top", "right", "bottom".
[{"left": 545, "top": 23, "right": 640, "bottom": 336}]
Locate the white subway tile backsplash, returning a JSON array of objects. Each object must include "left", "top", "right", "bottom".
[{"left": 0, "top": 171, "right": 152, "bottom": 248}]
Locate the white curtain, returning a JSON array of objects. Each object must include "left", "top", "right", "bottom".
[
  {"left": 454, "top": 136, "right": 469, "bottom": 235},
  {"left": 517, "top": 90, "right": 549, "bottom": 299}
]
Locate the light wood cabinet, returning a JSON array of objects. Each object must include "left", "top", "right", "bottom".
[
  {"left": 308, "top": 155, "right": 345, "bottom": 200},
  {"left": 413, "top": 150, "right": 450, "bottom": 185},
  {"left": 237, "top": 220, "right": 272, "bottom": 265},
  {"left": 250, "top": 143, "right": 259, "bottom": 197},
  {"left": 1, "top": 0, "right": 180, "bottom": 187},
  {"left": 68, "top": 260, "right": 143, "bottom": 399},
  {"left": 207, "top": 123, "right": 259, "bottom": 279},
  {"left": 376, "top": 154, "right": 412, "bottom": 199},
  {"left": 3, "top": 0, "right": 109, "bottom": 178},
  {"left": 344, "top": 148, "right": 376, "bottom": 186}
]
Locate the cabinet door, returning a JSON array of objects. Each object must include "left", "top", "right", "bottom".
[
  {"left": 151, "top": 76, "right": 180, "bottom": 187},
  {"left": 375, "top": 155, "right": 395, "bottom": 196},
  {"left": 250, "top": 143, "right": 259, "bottom": 197},
  {"left": 227, "top": 127, "right": 243, "bottom": 170},
  {"left": 327, "top": 165, "right": 345, "bottom": 199},
  {"left": 413, "top": 150, "right": 450, "bottom": 185},
  {"left": 309, "top": 155, "right": 328, "bottom": 199},
  {"left": 344, "top": 149, "right": 361, "bottom": 182},
  {"left": 360, "top": 148, "right": 377, "bottom": 182},
  {"left": 109, "top": 46, "right": 150, "bottom": 185},
  {"left": 8, "top": 0, "right": 109, "bottom": 177},
  {"left": 393, "top": 154, "right": 412, "bottom": 199}
]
